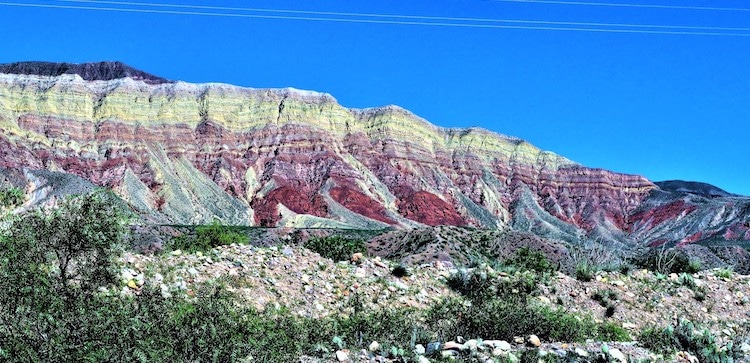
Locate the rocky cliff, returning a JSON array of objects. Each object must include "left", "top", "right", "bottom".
[{"left": 2, "top": 61, "right": 745, "bottom": 252}]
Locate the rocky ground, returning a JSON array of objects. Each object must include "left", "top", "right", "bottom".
[{"left": 116, "top": 242, "right": 750, "bottom": 362}]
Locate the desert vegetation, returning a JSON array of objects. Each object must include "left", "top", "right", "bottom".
[
  {"left": 0, "top": 192, "right": 748, "bottom": 362},
  {"left": 0, "top": 186, "right": 23, "bottom": 208}
]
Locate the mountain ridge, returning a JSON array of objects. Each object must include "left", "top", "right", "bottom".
[
  {"left": 0, "top": 61, "right": 172, "bottom": 84},
  {"left": 0, "top": 61, "right": 747, "bottom": 266}
]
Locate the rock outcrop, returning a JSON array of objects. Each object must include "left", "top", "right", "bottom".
[{"left": 1, "top": 61, "right": 747, "bottom": 253}]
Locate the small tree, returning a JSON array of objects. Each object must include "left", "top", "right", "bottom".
[
  {"left": 0, "top": 189, "right": 126, "bottom": 303},
  {"left": 0, "top": 190, "right": 127, "bottom": 360}
]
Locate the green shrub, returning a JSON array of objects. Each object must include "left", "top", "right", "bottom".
[
  {"left": 0, "top": 186, "right": 23, "bottom": 208},
  {"left": 604, "top": 305, "right": 616, "bottom": 318},
  {"left": 503, "top": 247, "right": 557, "bottom": 274},
  {"left": 172, "top": 220, "right": 246, "bottom": 253},
  {"left": 713, "top": 268, "right": 733, "bottom": 279},
  {"left": 427, "top": 296, "right": 629, "bottom": 344},
  {"left": 686, "top": 259, "right": 703, "bottom": 274},
  {"left": 575, "top": 262, "right": 596, "bottom": 282},
  {"left": 592, "top": 289, "right": 618, "bottom": 306},
  {"left": 391, "top": 265, "right": 409, "bottom": 278},
  {"left": 639, "top": 326, "right": 677, "bottom": 356},
  {"left": 693, "top": 287, "right": 707, "bottom": 302},
  {"left": 304, "top": 236, "right": 367, "bottom": 262},
  {"left": 639, "top": 320, "right": 744, "bottom": 362},
  {"left": 440, "top": 266, "right": 628, "bottom": 344},
  {"left": 635, "top": 248, "right": 703, "bottom": 274},
  {"left": 446, "top": 267, "right": 537, "bottom": 304},
  {"left": 677, "top": 273, "right": 697, "bottom": 289}
]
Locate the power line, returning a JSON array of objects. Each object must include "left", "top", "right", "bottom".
[
  {"left": 1, "top": 0, "right": 749, "bottom": 36},
  {"left": 51, "top": 0, "right": 750, "bottom": 32},
  {"left": 490, "top": 0, "right": 750, "bottom": 12}
]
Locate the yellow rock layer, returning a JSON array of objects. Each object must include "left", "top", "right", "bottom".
[{"left": 0, "top": 73, "right": 574, "bottom": 171}]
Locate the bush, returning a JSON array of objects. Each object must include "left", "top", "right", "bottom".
[
  {"left": 639, "top": 320, "right": 744, "bottom": 362},
  {"left": 592, "top": 289, "right": 618, "bottom": 307},
  {"left": 503, "top": 247, "right": 557, "bottom": 274},
  {"left": 427, "top": 296, "right": 629, "bottom": 344},
  {"left": 171, "top": 220, "right": 246, "bottom": 253},
  {"left": 677, "top": 273, "right": 697, "bottom": 289},
  {"left": 391, "top": 265, "right": 409, "bottom": 278},
  {"left": 0, "top": 186, "right": 23, "bottom": 208},
  {"left": 714, "top": 267, "right": 733, "bottom": 279},
  {"left": 693, "top": 287, "right": 707, "bottom": 302},
  {"left": 634, "top": 247, "right": 703, "bottom": 275},
  {"left": 440, "top": 266, "right": 629, "bottom": 344},
  {"left": 304, "top": 236, "right": 367, "bottom": 262},
  {"left": 567, "top": 241, "right": 624, "bottom": 275},
  {"left": 575, "top": 262, "right": 596, "bottom": 282},
  {"left": 446, "top": 267, "right": 538, "bottom": 304}
]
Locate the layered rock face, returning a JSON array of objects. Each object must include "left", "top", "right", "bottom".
[{"left": 0, "top": 62, "right": 676, "bottom": 243}]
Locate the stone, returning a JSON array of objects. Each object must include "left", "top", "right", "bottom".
[
  {"left": 282, "top": 246, "right": 294, "bottom": 257},
  {"left": 426, "top": 342, "right": 441, "bottom": 354},
  {"left": 121, "top": 269, "right": 134, "bottom": 282},
  {"left": 368, "top": 341, "right": 380, "bottom": 352},
  {"left": 608, "top": 348, "right": 626, "bottom": 363},
  {"left": 443, "top": 341, "right": 463, "bottom": 350},
  {"left": 414, "top": 344, "right": 426, "bottom": 355},
  {"left": 335, "top": 350, "right": 349, "bottom": 361},
  {"left": 575, "top": 348, "right": 589, "bottom": 357},
  {"left": 351, "top": 252, "right": 363, "bottom": 263},
  {"left": 484, "top": 340, "right": 511, "bottom": 351},
  {"left": 417, "top": 356, "right": 431, "bottom": 363},
  {"left": 527, "top": 335, "right": 541, "bottom": 347}
]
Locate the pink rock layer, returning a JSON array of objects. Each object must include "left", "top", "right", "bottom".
[{"left": 1, "top": 113, "right": 656, "bottom": 232}]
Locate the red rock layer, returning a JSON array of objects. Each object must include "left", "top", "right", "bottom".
[
  {"left": 630, "top": 200, "right": 698, "bottom": 230},
  {"left": 4, "top": 113, "right": 656, "bottom": 230},
  {"left": 329, "top": 186, "right": 395, "bottom": 225}
]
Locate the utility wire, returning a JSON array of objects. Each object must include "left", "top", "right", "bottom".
[
  {"left": 1, "top": 0, "right": 749, "bottom": 36},
  {"left": 490, "top": 0, "right": 750, "bottom": 12},
  {"left": 50, "top": 0, "right": 750, "bottom": 32}
]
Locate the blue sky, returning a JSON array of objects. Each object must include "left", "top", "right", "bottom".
[{"left": 1, "top": 0, "right": 749, "bottom": 195}]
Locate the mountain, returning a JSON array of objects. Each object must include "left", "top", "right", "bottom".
[
  {"left": 0, "top": 61, "right": 747, "bottom": 260},
  {"left": 654, "top": 180, "right": 737, "bottom": 198}
]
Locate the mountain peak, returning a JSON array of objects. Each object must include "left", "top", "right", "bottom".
[
  {"left": 0, "top": 61, "right": 172, "bottom": 84},
  {"left": 654, "top": 180, "right": 737, "bottom": 198}
]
